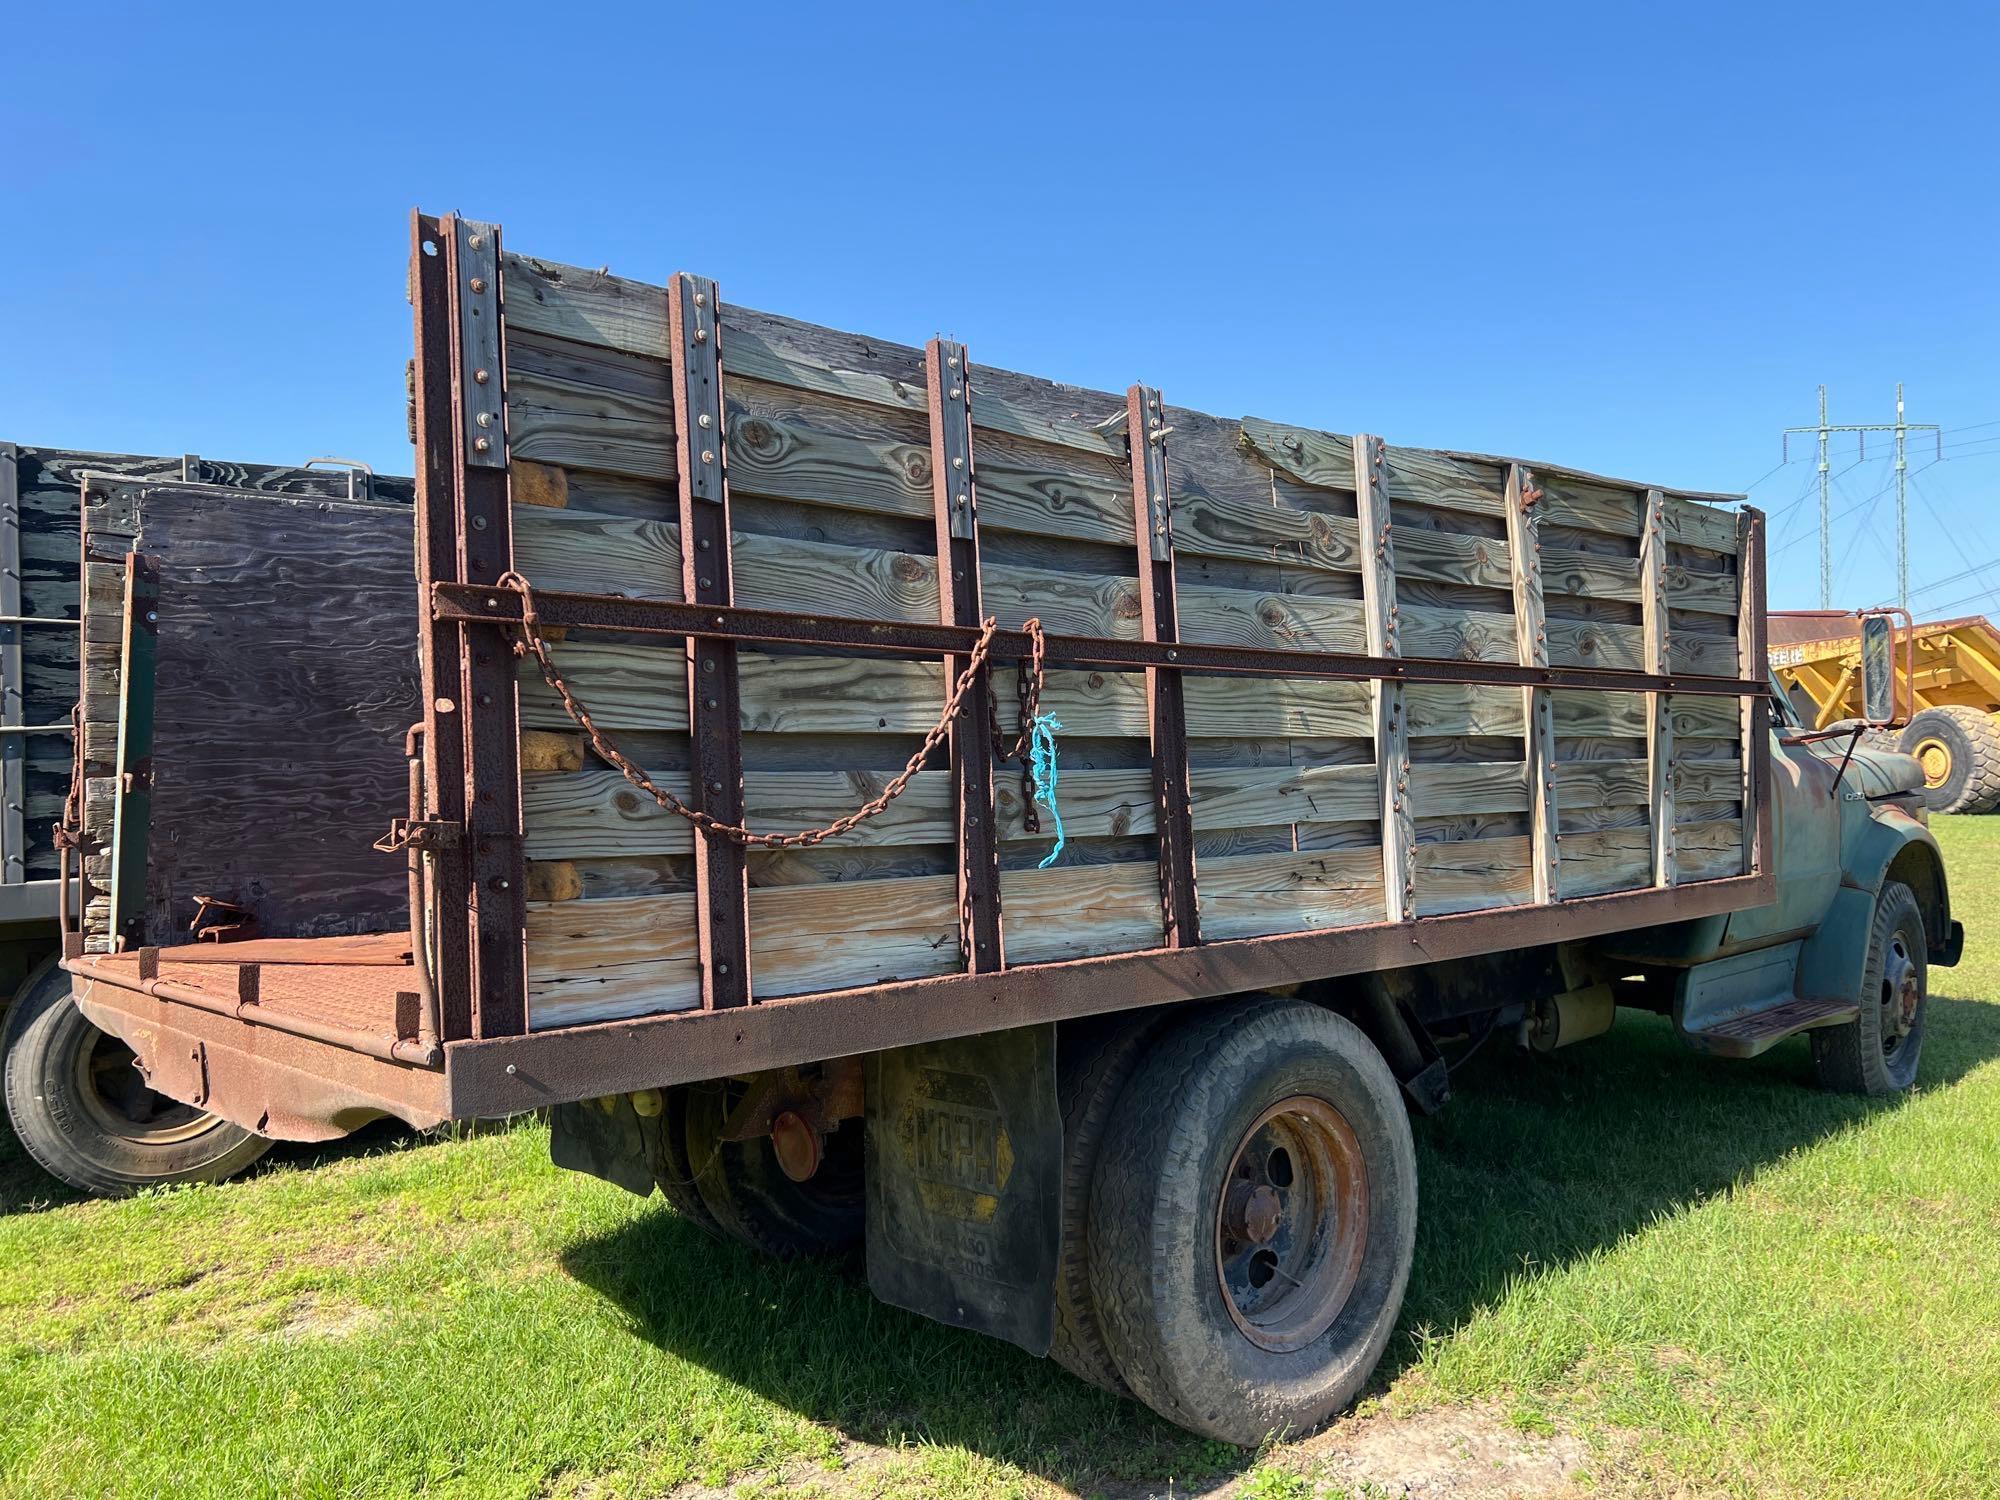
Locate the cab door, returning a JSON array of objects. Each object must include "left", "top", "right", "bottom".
[{"left": 1724, "top": 683, "right": 1842, "bottom": 946}]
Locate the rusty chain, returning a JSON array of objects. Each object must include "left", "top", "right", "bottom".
[
  {"left": 51, "top": 701, "right": 84, "bottom": 854},
  {"left": 497, "top": 571, "right": 1046, "bottom": 850}
]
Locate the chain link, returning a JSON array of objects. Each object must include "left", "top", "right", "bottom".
[{"left": 497, "top": 571, "right": 1045, "bottom": 850}]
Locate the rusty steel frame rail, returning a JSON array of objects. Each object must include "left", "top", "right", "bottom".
[
  {"left": 1126, "top": 384, "right": 1199, "bottom": 948},
  {"left": 410, "top": 212, "right": 477, "bottom": 1040},
  {"left": 433, "top": 582, "right": 1772, "bottom": 699},
  {"left": 441, "top": 863, "right": 1776, "bottom": 1115},
  {"left": 927, "top": 338, "right": 1004, "bottom": 972},
  {"left": 671, "top": 272, "right": 753, "bottom": 1008}
]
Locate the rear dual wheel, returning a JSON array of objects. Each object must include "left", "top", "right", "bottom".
[
  {"left": 1076, "top": 998, "right": 1417, "bottom": 1445},
  {"left": 678, "top": 1080, "right": 864, "bottom": 1258}
]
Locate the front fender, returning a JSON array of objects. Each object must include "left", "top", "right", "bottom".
[{"left": 1796, "top": 802, "right": 1957, "bottom": 1005}]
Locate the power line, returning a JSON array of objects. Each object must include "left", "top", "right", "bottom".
[
  {"left": 1909, "top": 555, "right": 2000, "bottom": 600},
  {"left": 1909, "top": 471, "right": 2000, "bottom": 620},
  {"left": 1781, "top": 385, "right": 1938, "bottom": 608},
  {"left": 1769, "top": 458, "right": 1942, "bottom": 558}
]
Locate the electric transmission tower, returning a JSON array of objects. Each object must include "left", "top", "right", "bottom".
[{"left": 1784, "top": 385, "right": 1940, "bottom": 610}]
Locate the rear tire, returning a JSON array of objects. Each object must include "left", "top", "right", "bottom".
[
  {"left": 1051, "top": 1011, "right": 1165, "bottom": 1393},
  {"left": 683, "top": 1079, "right": 863, "bottom": 1257},
  {"left": 1087, "top": 997, "right": 1417, "bottom": 1445},
  {"left": 2, "top": 957, "right": 269, "bottom": 1197},
  {"left": 653, "top": 1086, "right": 723, "bottom": 1235},
  {"left": 1898, "top": 706, "right": 2000, "bottom": 814},
  {"left": 1812, "top": 880, "right": 1928, "bottom": 1095}
]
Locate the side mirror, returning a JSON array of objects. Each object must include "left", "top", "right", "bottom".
[{"left": 1860, "top": 614, "right": 1896, "bottom": 726}]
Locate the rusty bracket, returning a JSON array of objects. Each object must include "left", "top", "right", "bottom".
[
  {"left": 374, "top": 817, "right": 464, "bottom": 854},
  {"left": 189, "top": 895, "right": 256, "bottom": 944},
  {"left": 455, "top": 218, "right": 505, "bottom": 469}
]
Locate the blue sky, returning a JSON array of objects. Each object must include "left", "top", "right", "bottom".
[{"left": 3, "top": 2, "right": 1994, "bottom": 614}]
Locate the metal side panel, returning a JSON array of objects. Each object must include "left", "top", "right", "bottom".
[{"left": 865, "top": 1023, "right": 1060, "bottom": 1356}]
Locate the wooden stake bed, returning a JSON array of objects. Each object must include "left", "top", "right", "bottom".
[{"left": 408, "top": 211, "right": 1774, "bottom": 1075}]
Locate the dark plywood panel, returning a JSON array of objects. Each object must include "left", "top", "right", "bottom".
[
  {"left": 116, "top": 484, "right": 418, "bottom": 945},
  {"left": 18, "top": 446, "right": 410, "bottom": 887}
]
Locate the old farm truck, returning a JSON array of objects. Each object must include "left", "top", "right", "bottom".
[{"left": 58, "top": 215, "right": 1962, "bottom": 1443}]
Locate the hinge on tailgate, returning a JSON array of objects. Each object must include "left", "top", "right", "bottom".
[{"left": 374, "top": 817, "right": 463, "bottom": 854}]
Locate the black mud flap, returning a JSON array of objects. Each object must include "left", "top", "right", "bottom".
[
  {"left": 550, "top": 1094, "right": 661, "bottom": 1198},
  {"left": 865, "top": 1023, "right": 1060, "bottom": 1356}
]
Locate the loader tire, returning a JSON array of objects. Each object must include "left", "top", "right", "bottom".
[
  {"left": 2, "top": 956, "right": 269, "bottom": 1197},
  {"left": 1812, "top": 879, "right": 1928, "bottom": 1096},
  {"left": 1050, "top": 1010, "right": 1166, "bottom": 1394},
  {"left": 683, "top": 1079, "right": 863, "bottom": 1258},
  {"left": 1087, "top": 996, "right": 1417, "bottom": 1446},
  {"left": 1898, "top": 706, "right": 2000, "bottom": 814}
]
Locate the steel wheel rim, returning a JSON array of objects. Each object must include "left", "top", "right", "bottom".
[
  {"left": 71, "top": 1029, "right": 214, "bottom": 1146},
  {"left": 1913, "top": 737, "right": 1953, "bottom": 790},
  {"left": 1881, "top": 927, "right": 1922, "bottom": 1057},
  {"left": 1213, "top": 1095, "right": 1369, "bottom": 1352}
]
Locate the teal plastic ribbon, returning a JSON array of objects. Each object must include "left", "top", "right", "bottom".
[{"left": 1029, "top": 714, "right": 1065, "bottom": 868}]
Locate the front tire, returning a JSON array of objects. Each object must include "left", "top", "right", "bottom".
[
  {"left": 2, "top": 957, "right": 269, "bottom": 1196},
  {"left": 1087, "top": 997, "right": 1417, "bottom": 1445},
  {"left": 1812, "top": 880, "right": 1928, "bottom": 1095}
]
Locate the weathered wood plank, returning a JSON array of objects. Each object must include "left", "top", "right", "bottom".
[
  {"left": 515, "top": 505, "right": 1160, "bottom": 644},
  {"left": 1664, "top": 493, "right": 1741, "bottom": 554},
  {"left": 523, "top": 768, "right": 954, "bottom": 857},
  {"left": 1557, "top": 826, "right": 1651, "bottom": 897},
  {"left": 1196, "top": 848, "right": 1385, "bottom": 940},
  {"left": 1535, "top": 474, "right": 1643, "bottom": 539},
  {"left": 527, "top": 852, "right": 1198, "bottom": 1027},
  {"left": 1000, "top": 863, "right": 1163, "bottom": 965},
  {"left": 1505, "top": 463, "right": 1560, "bottom": 903},
  {"left": 1667, "top": 630, "right": 1741, "bottom": 677},
  {"left": 1548, "top": 689, "right": 1740, "bottom": 741},
  {"left": 1386, "top": 448, "right": 1507, "bottom": 520},
  {"left": 520, "top": 645, "right": 956, "bottom": 735},
  {"left": 1676, "top": 818, "right": 1745, "bottom": 881},
  {"left": 1641, "top": 489, "right": 1675, "bottom": 888},
  {"left": 1553, "top": 757, "right": 1651, "bottom": 809},
  {"left": 1236, "top": 418, "right": 1356, "bottom": 491},
  {"left": 1354, "top": 434, "right": 1414, "bottom": 922},
  {"left": 1399, "top": 602, "right": 1644, "bottom": 670},
  {"left": 1661, "top": 562, "right": 1738, "bottom": 616},
  {"left": 501, "top": 254, "right": 1127, "bottom": 459},
  {"left": 724, "top": 382, "right": 930, "bottom": 521},
  {"left": 505, "top": 349, "right": 675, "bottom": 480},
  {"left": 1171, "top": 486, "right": 1365, "bottom": 572},
  {"left": 1736, "top": 508, "right": 1766, "bottom": 877},
  {"left": 1412, "top": 834, "right": 1533, "bottom": 916},
  {"left": 1176, "top": 585, "right": 1366, "bottom": 654},
  {"left": 1542, "top": 547, "right": 1642, "bottom": 603},
  {"left": 982, "top": 560, "right": 1144, "bottom": 639}
]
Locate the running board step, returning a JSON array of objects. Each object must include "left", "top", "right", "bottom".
[{"left": 1682, "top": 995, "right": 1860, "bottom": 1059}]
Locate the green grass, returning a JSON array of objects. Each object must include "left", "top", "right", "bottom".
[{"left": 4, "top": 819, "right": 2000, "bottom": 1497}]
